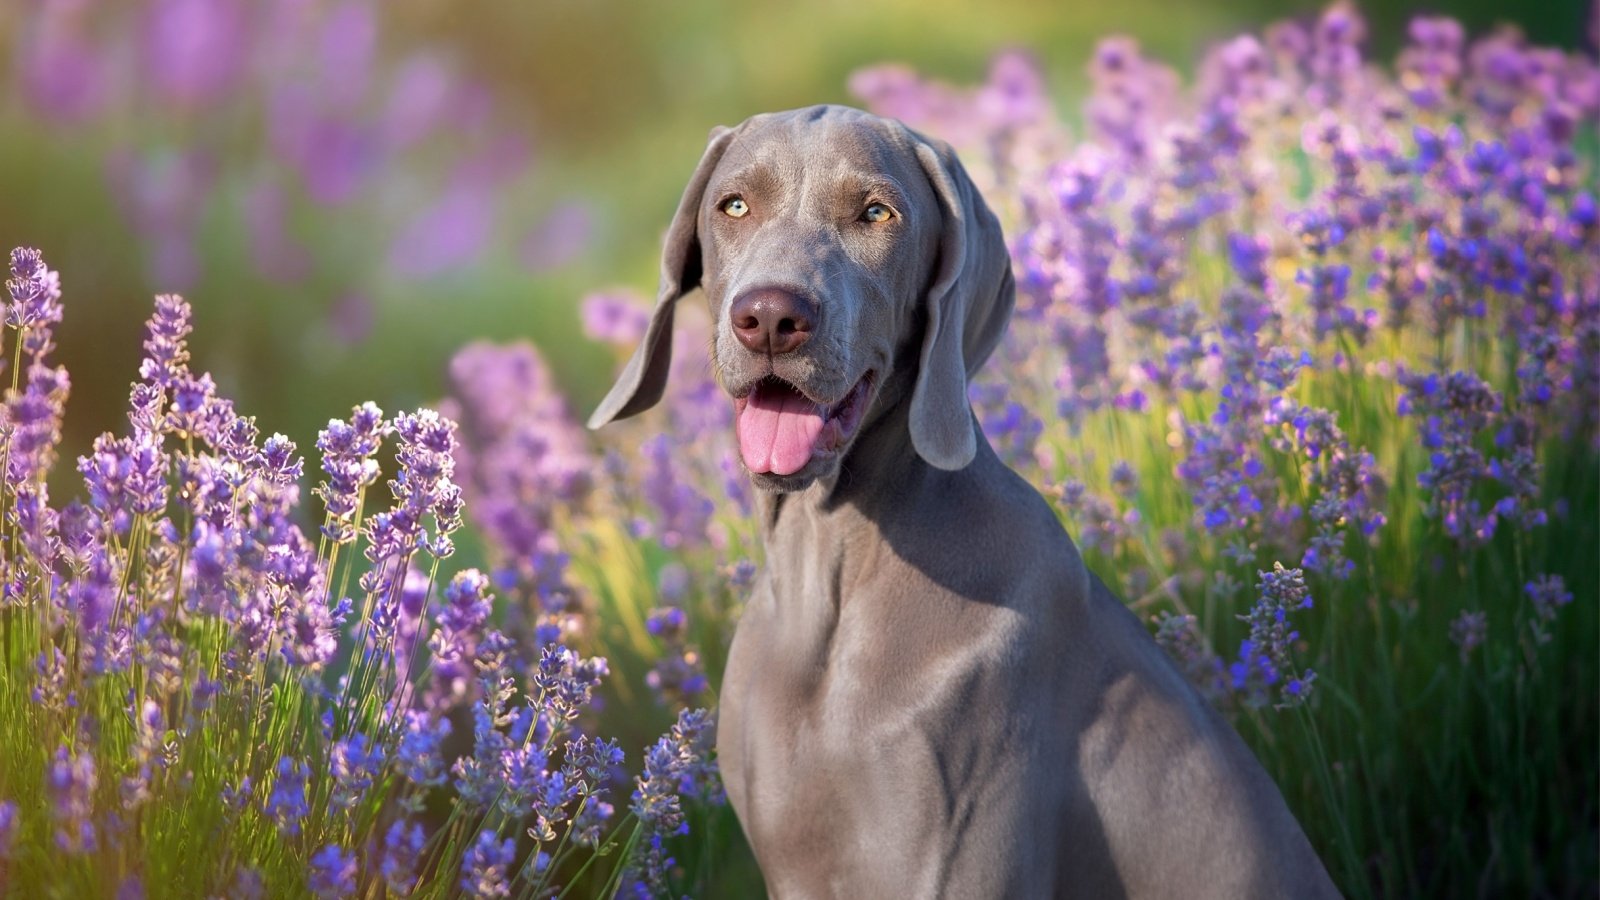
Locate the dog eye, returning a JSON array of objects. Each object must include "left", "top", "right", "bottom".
[
  {"left": 861, "top": 202, "right": 894, "bottom": 224},
  {"left": 721, "top": 197, "right": 750, "bottom": 218}
]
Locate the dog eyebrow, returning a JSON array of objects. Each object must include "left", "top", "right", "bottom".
[
  {"left": 843, "top": 174, "right": 908, "bottom": 207},
  {"left": 712, "top": 164, "right": 780, "bottom": 201}
]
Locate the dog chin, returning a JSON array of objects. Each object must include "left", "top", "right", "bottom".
[{"left": 744, "top": 456, "right": 837, "bottom": 493}]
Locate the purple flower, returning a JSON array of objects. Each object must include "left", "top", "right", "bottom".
[
  {"left": 581, "top": 291, "right": 651, "bottom": 346},
  {"left": 17, "top": 4, "right": 108, "bottom": 123},
  {"left": 330, "top": 732, "right": 384, "bottom": 810},
  {"left": 280, "top": 595, "right": 347, "bottom": 670},
  {"left": 521, "top": 200, "right": 595, "bottom": 272},
  {"left": 636, "top": 435, "right": 715, "bottom": 550},
  {"left": 1449, "top": 610, "right": 1488, "bottom": 663},
  {"left": 1231, "top": 564, "right": 1316, "bottom": 709},
  {"left": 389, "top": 181, "right": 495, "bottom": 277},
  {"left": 396, "top": 711, "right": 452, "bottom": 788},
  {"left": 532, "top": 645, "right": 609, "bottom": 733},
  {"left": 0, "top": 800, "right": 17, "bottom": 859},
  {"left": 1153, "top": 612, "right": 1227, "bottom": 702},
  {"left": 381, "top": 819, "right": 428, "bottom": 895},
  {"left": 138, "top": 293, "right": 192, "bottom": 388},
  {"left": 316, "top": 403, "right": 388, "bottom": 544},
  {"left": 243, "top": 179, "right": 313, "bottom": 283},
  {"left": 265, "top": 757, "right": 309, "bottom": 836},
  {"left": 259, "top": 434, "right": 304, "bottom": 486},
  {"left": 5, "top": 363, "right": 71, "bottom": 490},
  {"left": 48, "top": 745, "right": 96, "bottom": 854},
  {"left": 142, "top": 0, "right": 249, "bottom": 109},
  {"left": 425, "top": 569, "right": 495, "bottom": 709},
  {"left": 460, "top": 829, "right": 517, "bottom": 898},
  {"left": 1524, "top": 574, "right": 1573, "bottom": 637},
  {"left": 6, "top": 247, "right": 64, "bottom": 337},
  {"left": 308, "top": 844, "right": 358, "bottom": 899},
  {"left": 623, "top": 709, "right": 719, "bottom": 892},
  {"left": 1398, "top": 369, "right": 1508, "bottom": 547}
]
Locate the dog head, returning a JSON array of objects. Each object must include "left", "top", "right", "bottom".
[{"left": 588, "top": 105, "right": 1014, "bottom": 492}]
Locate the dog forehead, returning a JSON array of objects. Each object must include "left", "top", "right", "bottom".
[{"left": 719, "top": 106, "right": 922, "bottom": 184}]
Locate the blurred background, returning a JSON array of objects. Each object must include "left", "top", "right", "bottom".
[{"left": 0, "top": 0, "right": 1592, "bottom": 484}]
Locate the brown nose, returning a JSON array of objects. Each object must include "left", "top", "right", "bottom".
[{"left": 729, "top": 288, "right": 816, "bottom": 355}]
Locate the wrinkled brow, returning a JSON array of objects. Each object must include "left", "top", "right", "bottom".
[
  {"left": 709, "top": 163, "right": 783, "bottom": 201},
  {"left": 837, "top": 174, "right": 910, "bottom": 208}
]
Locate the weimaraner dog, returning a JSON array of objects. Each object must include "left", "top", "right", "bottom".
[{"left": 589, "top": 105, "right": 1340, "bottom": 899}]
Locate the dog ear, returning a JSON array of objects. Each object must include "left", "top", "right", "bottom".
[
  {"left": 588, "top": 125, "right": 738, "bottom": 429},
  {"left": 908, "top": 137, "right": 1016, "bottom": 470}
]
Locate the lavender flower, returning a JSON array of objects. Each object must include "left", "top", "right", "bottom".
[
  {"left": 6, "top": 247, "right": 64, "bottom": 337},
  {"left": 381, "top": 819, "right": 428, "bottom": 896},
  {"left": 396, "top": 711, "right": 452, "bottom": 789},
  {"left": 1523, "top": 566, "right": 1574, "bottom": 630},
  {"left": 623, "top": 708, "right": 719, "bottom": 894},
  {"left": 1399, "top": 369, "right": 1507, "bottom": 547},
  {"left": 0, "top": 800, "right": 17, "bottom": 859},
  {"left": 1449, "top": 609, "right": 1488, "bottom": 663},
  {"left": 330, "top": 732, "right": 384, "bottom": 810},
  {"left": 309, "top": 844, "right": 358, "bottom": 899},
  {"left": 581, "top": 291, "right": 651, "bottom": 346},
  {"left": 265, "top": 757, "right": 309, "bottom": 836},
  {"left": 48, "top": 745, "right": 96, "bottom": 854},
  {"left": 315, "top": 403, "right": 387, "bottom": 544},
  {"left": 1153, "top": 612, "right": 1228, "bottom": 702},
  {"left": 531, "top": 644, "right": 609, "bottom": 733},
  {"left": 137, "top": 293, "right": 191, "bottom": 388},
  {"left": 1232, "top": 564, "right": 1317, "bottom": 708},
  {"left": 460, "top": 829, "right": 517, "bottom": 899}
]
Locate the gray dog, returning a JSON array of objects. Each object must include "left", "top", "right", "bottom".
[{"left": 589, "top": 105, "right": 1340, "bottom": 899}]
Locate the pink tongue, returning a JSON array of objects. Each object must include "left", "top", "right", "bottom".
[{"left": 737, "top": 382, "right": 825, "bottom": 475}]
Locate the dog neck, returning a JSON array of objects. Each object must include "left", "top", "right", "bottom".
[{"left": 751, "top": 389, "right": 987, "bottom": 605}]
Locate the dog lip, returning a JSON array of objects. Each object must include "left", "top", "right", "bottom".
[{"left": 729, "top": 372, "right": 870, "bottom": 409}]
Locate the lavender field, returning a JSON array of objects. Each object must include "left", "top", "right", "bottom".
[{"left": 1, "top": 2, "right": 1597, "bottom": 898}]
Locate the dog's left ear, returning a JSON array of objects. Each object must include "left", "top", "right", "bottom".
[
  {"left": 908, "top": 137, "right": 1016, "bottom": 470},
  {"left": 588, "top": 125, "right": 739, "bottom": 429}
]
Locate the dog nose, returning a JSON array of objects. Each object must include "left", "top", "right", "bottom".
[{"left": 730, "top": 288, "right": 815, "bottom": 355}]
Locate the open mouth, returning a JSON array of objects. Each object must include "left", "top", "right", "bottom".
[{"left": 733, "top": 372, "right": 874, "bottom": 476}]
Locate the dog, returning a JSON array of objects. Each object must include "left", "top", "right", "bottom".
[{"left": 589, "top": 104, "right": 1340, "bottom": 899}]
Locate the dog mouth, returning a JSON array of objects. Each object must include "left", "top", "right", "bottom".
[{"left": 732, "top": 372, "right": 875, "bottom": 476}]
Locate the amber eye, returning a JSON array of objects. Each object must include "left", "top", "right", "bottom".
[
  {"left": 721, "top": 197, "right": 750, "bottom": 218},
  {"left": 862, "top": 202, "right": 894, "bottom": 224}
]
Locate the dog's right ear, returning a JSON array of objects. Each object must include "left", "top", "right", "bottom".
[{"left": 587, "top": 125, "right": 738, "bottom": 429}]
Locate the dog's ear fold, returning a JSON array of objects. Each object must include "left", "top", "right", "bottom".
[
  {"left": 908, "top": 137, "right": 1016, "bottom": 470},
  {"left": 588, "top": 125, "right": 738, "bottom": 429}
]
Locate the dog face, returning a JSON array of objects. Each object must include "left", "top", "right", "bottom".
[
  {"left": 699, "top": 108, "right": 941, "bottom": 491},
  {"left": 588, "top": 105, "right": 1015, "bottom": 493}
]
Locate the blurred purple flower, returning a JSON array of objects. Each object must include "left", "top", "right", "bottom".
[
  {"left": 460, "top": 830, "right": 516, "bottom": 899},
  {"left": 521, "top": 201, "right": 595, "bottom": 272},
  {"left": 316, "top": 1, "right": 377, "bottom": 112},
  {"left": 15, "top": 0, "right": 108, "bottom": 123},
  {"left": 389, "top": 181, "right": 495, "bottom": 277},
  {"left": 48, "top": 745, "right": 96, "bottom": 854},
  {"left": 105, "top": 148, "right": 216, "bottom": 289},
  {"left": 141, "top": 0, "right": 249, "bottom": 109},
  {"left": 309, "top": 844, "right": 358, "bottom": 899},
  {"left": 1449, "top": 609, "right": 1488, "bottom": 662},
  {"left": 265, "top": 756, "right": 309, "bottom": 836},
  {"left": 581, "top": 291, "right": 651, "bottom": 347},
  {"left": 0, "top": 800, "right": 18, "bottom": 859},
  {"left": 243, "top": 180, "right": 313, "bottom": 283}
]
